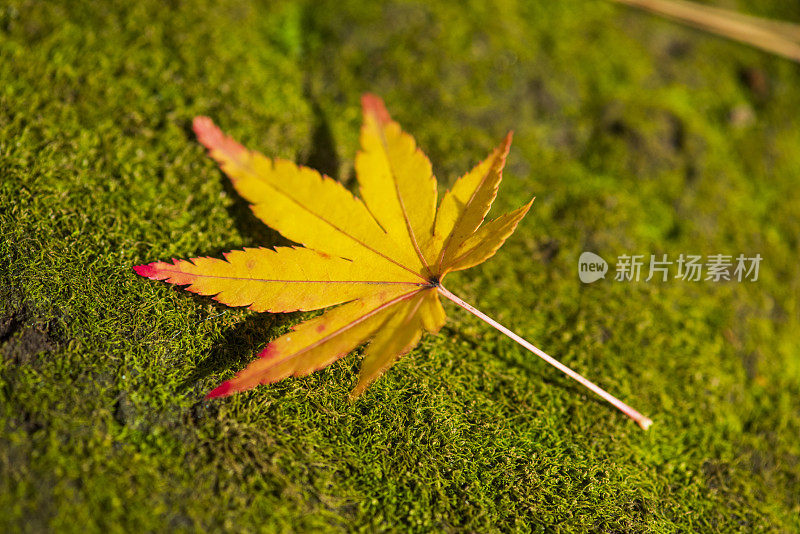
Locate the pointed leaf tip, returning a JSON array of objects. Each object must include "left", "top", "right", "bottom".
[
  {"left": 192, "top": 115, "right": 246, "bottom": 159},
  {"left": 192, "top": 116, "right": 217, "bottom": 144},
  {"left": 206, "top": 381, "right": 234, "bottom": 399},
  {"left": 361, "top": 93, "right": 391, "bottom": 124},
  {"left": 495, "top": 131, "right": 514, "bottom": 171},
  {"left": 133, "top": 263, "right": 157, "bottom": 278}
]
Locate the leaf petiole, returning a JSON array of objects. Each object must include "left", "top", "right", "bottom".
[{"left": 437, "top": 285, "right": 653, "bottom": 430}]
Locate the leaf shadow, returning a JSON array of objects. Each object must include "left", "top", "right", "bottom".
[
  {"left": 443, "top": 325, "right": 612, "bottom": 409},
  {"left": 178, "top": 311, "right": 297, "bottom": 392},
  {"left": 219, "top": 179, "right": 293, "bottom": 252},
  {"left": 301, "top": 97, "right": 341, "bottom": 181}
]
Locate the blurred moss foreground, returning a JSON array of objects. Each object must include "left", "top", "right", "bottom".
[{"left": 1, "top": 1, "right": 799, "bottom": 531}]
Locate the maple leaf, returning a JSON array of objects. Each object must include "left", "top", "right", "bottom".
[{"left": 134, "top": 94, "right": 652, "bottom": 429}]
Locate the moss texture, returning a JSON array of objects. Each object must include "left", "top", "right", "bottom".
[{"left": 1, "top": 0, "right": 799, "bottom": 531}]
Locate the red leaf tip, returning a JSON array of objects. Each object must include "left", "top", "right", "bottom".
[
  {"left": 206, "top": 381, "right": 234, "bottom": 399},
  {"left": 192, "top": 115, "right": 246, "bottom": 159},
  {"left": 497, "top": 131, "right": 514, "bottom": 163},
  {"left": 133, "top": 263, "right": 157, "bottom": 278},
  {"left": 192, "top": 115, "right": 214, "bottom": 133},
  {"left": 193, "top": 116, "right": 221, "bottom": 147},
  {"left": 361, "top": 93, "right": 391, "bottom": 124}
]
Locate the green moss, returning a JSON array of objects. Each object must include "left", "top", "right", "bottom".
[{"left": 2, "top": 0, "right": 799, "bottom": 531}]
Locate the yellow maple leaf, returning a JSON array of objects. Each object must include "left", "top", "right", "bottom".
[{"left": 135, "top": 94, "right": 652, "bottom": 429}]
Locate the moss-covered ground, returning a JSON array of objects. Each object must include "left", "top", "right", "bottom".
[{"left": 2, "top": 0, "right": 800, "bottom": 531}]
